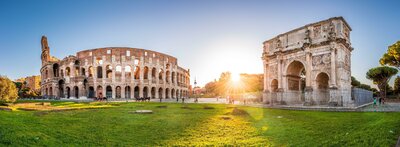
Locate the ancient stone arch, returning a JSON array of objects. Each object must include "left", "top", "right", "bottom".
[{"left": 262, "top": 17, "right": 353, "bottom": 107}]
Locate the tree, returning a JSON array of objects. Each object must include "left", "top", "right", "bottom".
[
  {"left": 358, "top": 84, "right": 372, "bottom": 91},
  {"left": 240, "top": 74, "right": 263, "bottom": 92},
  {"left": 0, "top": 76, "right": 19, "bottom": 103},
  {"left": 216, "top": 72, "right": 232, "bottom": 96},
  {"left": 394, "top": 76, "right": 400, "bottom": 95},
  {"left": 204, "top": 80, "right": 218, "bottom": 97},
  {"left": 366, "top": 66, "right": 398, "bottom": 100},
  {"left": 380, "top": 41, "right": 400, "bottom": 69},
  {"left": 351, "top": 76, "right": 361, "bottom": 87}
]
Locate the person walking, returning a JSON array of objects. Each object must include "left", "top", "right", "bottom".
[{"left": 378, "top": 97, "right": 382, "bottom": 105}]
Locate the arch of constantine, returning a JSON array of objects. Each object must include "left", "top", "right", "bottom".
[
  {"left": 262, "top": 17, "right": 354, "bottom": 107},
  {"left": 40, "top": 36, "right": 191, "bottom": 99}
]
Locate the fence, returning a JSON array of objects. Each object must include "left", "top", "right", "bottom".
[{"left": 352, "top": 88, "right": 373, "bottom": 107}]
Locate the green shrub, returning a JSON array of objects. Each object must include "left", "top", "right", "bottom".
[{"left": 0, "top": 76, "right": 18, "bottom": 104}]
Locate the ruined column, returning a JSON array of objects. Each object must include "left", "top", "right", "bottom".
[
  {"left": 329, "top": 43, "right": 339, "bottom": 106},
  {"left": 304, "top": 52, "right": 313, "bottom": 106},
  {"left": 330, "top": 46, "right": 337, "bottom": 87}
]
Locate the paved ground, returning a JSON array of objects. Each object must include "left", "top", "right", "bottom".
[{"left": 359, "top": 103, "right": 400, "bottom": 112}]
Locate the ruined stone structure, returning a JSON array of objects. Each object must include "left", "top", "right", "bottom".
[
  {"left": 40, "top": 36, "right": 191, "bottom": 99},
  {"left": 15, "top": 75, "right": 41, "bottom": 91},
  {"left": 262, "top": 17, "right": 354, "bottom": 107}
]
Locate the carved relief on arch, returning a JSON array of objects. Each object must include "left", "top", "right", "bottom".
[
  {"left": 313, "top": 25, "right": 322, "bottom": 38},
  {"left": 269, "top": 64, "right": 278, "bottom": 78},
  {"left": 312, "top": 53, "right": 331, "bottom": 67}
]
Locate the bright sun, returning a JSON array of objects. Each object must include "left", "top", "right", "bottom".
[{"left": 231, "top": 72, "right": 241, "bottom": 82}]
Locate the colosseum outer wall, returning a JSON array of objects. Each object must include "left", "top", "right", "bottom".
[{"left": 40, "top": 36, "right": 191, "bottom": 99}]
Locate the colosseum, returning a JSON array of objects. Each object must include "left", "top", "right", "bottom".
[{"left": 40, "top": 36, "right": 191, "bottom": 100}]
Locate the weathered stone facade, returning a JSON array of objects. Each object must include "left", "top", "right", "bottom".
[
  {"left": 262, "top": 17, "right": 354, "bottom": 107},
  {"left": 15, "top": 75, "right": 41, "bottom": 91},
  {"left": 40, "top": 36, "right": 190, "bottom": 99}
]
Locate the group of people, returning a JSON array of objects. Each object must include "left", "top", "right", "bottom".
[
  {"left": 95, "top": 92, "right": 107, "bottom": 101},
  {"left": 373, "top": 97, "right": 385, "bottom": 107}
]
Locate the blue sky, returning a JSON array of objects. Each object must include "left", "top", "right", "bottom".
[{"left": 0, "top": 0, "right": 399, "bottom": 87}]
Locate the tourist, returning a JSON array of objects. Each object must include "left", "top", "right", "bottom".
[
  {"left": 379, "top": 97, "right": 382, "bottom": 105},
  {"left": 373, "top": 97, "right": 377, "bottom": 108},
  {"left": 98, "top": 92, "right": 103, "bottom": 101}
]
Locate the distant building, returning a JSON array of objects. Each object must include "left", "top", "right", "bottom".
[{"left": 15, "top": 75, "right": 41, "bottom": 91}]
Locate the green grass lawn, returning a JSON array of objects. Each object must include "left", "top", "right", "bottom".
[{"left": 0, "top": 101, "right": 399, "bottom": 146}]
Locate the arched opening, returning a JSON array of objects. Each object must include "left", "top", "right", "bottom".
[
  {"left": 151, "top": 87, "right": 156, "bottom": 99},
  {"left": 271, "top": 79, "right": 278, "bottom": 92},
  {"left": 106, "top": 65, "right": 112, "bottom": 79},
  {"left": 74, "top": 86, "right": 79, "bottom": 98},
  {"left": 151, "top": 68, "right": 156, "bottom": 79},
  {"left": 49, "top": 87, "right": 53, "bottom": 96},
  {"left": 144, "top": 66, "right": 149, "bottom": 79},
  {"left": 81, "top": 68, "right": 86, "bottom": 76},
  {"left": 316, "top": 72, "right": 329, "bottom": 89},
  {"left": 165, "top": 88, "right": 170, "bottom": 99},
  {"left": 125, "top": 86, "right": 131, "bottom": 98},
  {"left": 97, "top": 86, "right": 103, "bottom": 98},
  {"left": 83, "top": 79, "right": 88, "bottom": 97},
  {"left": 58, "top": 80, "right": 64, "bottom": 98},
  {"left": 172, "top": 72, "right": 175, "bottom": 83},
  {"left": 171, "top": 89, "right": 175, "bottom": 98},
  {"left": 125, "top": 66, "right": 132, "bottom": 79},
  {"left": 53, "top": 63, "right": 59, "bottom": 77},
  {"left": 134, "top": 86, "right": 140, "bottom": 98},
  {"left": 286, "top": 61, "right": 306, "bottom": 91},
  {"left": 315, "top": 72, "right": 330, "bottom": 105},
  {"left": 134, "top": 66, "right": 140, "bottom": 79},
  {"left": 45, "top": 88, "right": 48, "bottom": 96},
  {"left": 158, "top": 88, "right": 163, "bottom": 99},
  {"left": 97, "top": 66, "right": 103, "bottom": 78},
  {"left": 166, "top": 71, "right": 170, "bottom": 83},
  {"left": 88, "top": 86, "right": 95, "bottom": 98},
  {"left": 45, "top": 70, "right": 48, "bottom": 79},
  {"left": 66, "top": 87, "right": 70, "bottom": 98},
  {"left": 159, "top": 69, "right": 163, "bottom": 81},
  {"left": 74, "top": 60, "right": 80, "bottom": 66},
  {"left": 116, "top": 86, "right": 121, "bottom": 98},
  {"left": 115, "top": 65, "right": 122, "bottom": 81},
  {"left": 66, "top": 67, "right": 71, "bottom": 77},
  {"left": 106, "top": 86, "right": 112, "bottom": 98},
  {"left": 60, "top": 69, "right": 64, "bottom": 77},
  {"left": 88, "top": 66, "right": 93, "bottom": 77},
  {"left": 143, "top": 87, "right": 148, "bottom": 98},
  {"left": 75, "top": 67, "right": 80, "bottom": 76}
]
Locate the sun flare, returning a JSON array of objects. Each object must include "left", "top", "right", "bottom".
[{"left": 231, "top": 72, "right": 241, "bottom": 82}]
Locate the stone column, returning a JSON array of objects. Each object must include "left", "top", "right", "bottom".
[
  {"left": 139, "top": 85, "right": 143, "bottom": 98},
  {"left": 304, "top": 52, "right": 313, "bottom": 106},
  {"left": 155, "top": 87, "right": 159, "bottom": 99},
  {"left": 277, "top": 57, "right": 283, "bottom": 89},
  {"left": 330, "top": 44, "right": 337, "bottom": 87},
  {"left": 329, "top": 43, "right": 338, "bottom": 106},
  {"left": 102, "top": 85, "right": 106, "bottom": 99},
  {"left": 140, "top": 57, "right": 144, "bottom": 83},
  {"left": 112, "top": 65, "right": 116, "bottom": 84},
  {"left": 122, "top": 86, "right": 126, "bottom": 99}
]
